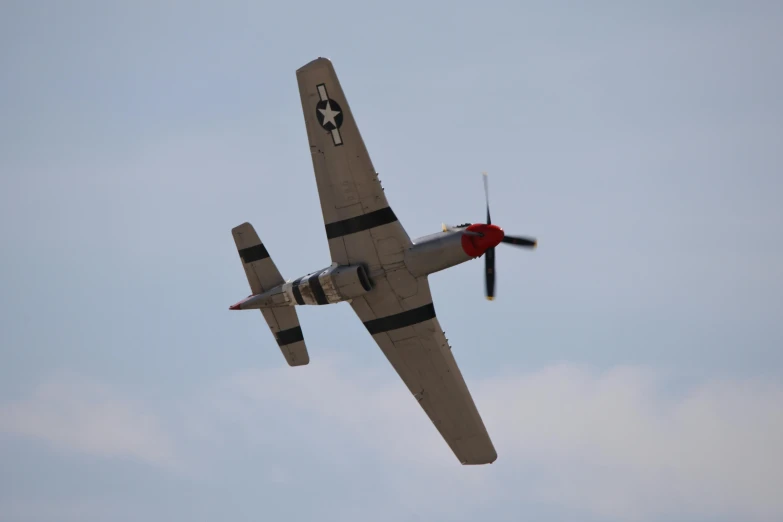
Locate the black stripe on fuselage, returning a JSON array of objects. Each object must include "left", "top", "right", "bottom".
[
  {"left": 363, "top": 303, "right": 436, "bottom": 335},
  {"left": 308, "top": 271, "right": 329, "bottom": 305},
  {"left": 291, "top": 277, "right": 306, "bottom": 305},
  {"left": 276, "top": 326, "right": 304, "bottom": 346},
  {"left": 325, "top": 207, "right": 398, "bottom": 239},
  {"left": 238, "top": 244, "right": 269, "bottom": 263}
]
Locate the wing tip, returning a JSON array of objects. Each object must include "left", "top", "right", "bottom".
[
  {"left": 461, "top": 454, "right": 498, "bottom": 465},
  {"left": 281, "top": 340, "right": 310, "bottom": 367},
  {"left": 286, "top": 352, "right": 311, "bottom": 366},
  {"left": 297, "top": 56, "right": 333, "bottom": 74},
  {"left": 232, "top": 221, "right": 253, "bottom": 233},
  {"left": 457, "top": 443, "right": 498, "bottom": 465}
]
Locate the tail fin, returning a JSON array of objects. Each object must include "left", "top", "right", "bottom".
[
  {"left": 231, "top": 223, "right": 310, "bottom": 366},
  {"left": 232, "top": 222, "right": 285, "bottom": 294}
]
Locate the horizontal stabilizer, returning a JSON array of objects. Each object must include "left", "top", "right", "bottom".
[
  {"left": 232, "top": 222, "right": 309, "bottom": 366},
  {"left": 261, "top": 307, "right": 309, "bottom": 367},
  {"left": 232, "top": 222, "right": 285, "bottom": 294}
]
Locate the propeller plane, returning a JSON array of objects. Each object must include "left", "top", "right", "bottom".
[{"left": 229, "top": 57, "right": 537, "bottom": 465}]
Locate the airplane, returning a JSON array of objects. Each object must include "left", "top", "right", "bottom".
[{"left": 229, "top": 57, "right": 537, "bottom": 465}]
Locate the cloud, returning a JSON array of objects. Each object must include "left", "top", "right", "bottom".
[
  {"left": 479, "top": 365, "right": 783, "bottom": 522},
  {"left": 205, "top": 360, "right": 783, "bottom": 522},
  {"left": 4, "top": 362, "right": 781, "bottom": 522},
  {"left": 0, "top": 371, "right": 176, "bottom": 470}
]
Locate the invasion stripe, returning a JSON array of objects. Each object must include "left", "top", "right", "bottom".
[
  {"left": 325, "top": 207, "right": 398, "bottom": 239},
  {"left": 238, "top": 244, "right": 269, "bottom": 263},
  {"left": 276, "top": 326, "right": 304, "bottom": 346},
  {"left": 291, "top": 277, "right": 306, "bottom": 305},
  {"left": 308, "top": 271, "right": 329, "bottom": 305},
  {"left": 363, "top": 303, "right": 436, "bottom": 335}
]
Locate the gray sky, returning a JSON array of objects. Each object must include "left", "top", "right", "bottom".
[{"left": 1, "top": 1, "right": 782, "bottom": 521}]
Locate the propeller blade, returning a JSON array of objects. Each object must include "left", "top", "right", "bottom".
[
  {"left": 502, "top": 235, "right": 537, "bottom": 248},
  {"left": 485, "top": 246, "right": 496, "bottom": 300},
  {"left": 482, "top": 172, "right": 491, "bottom": 225}
]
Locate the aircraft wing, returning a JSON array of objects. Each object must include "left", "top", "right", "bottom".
[
  {"left": 297, "top": 57, "right": 495, "bottom": 464},
  {"left": 349, "top": 275, "right": 497, "bottom": 465},
  {"left": 296, "top": 57, "right": 411, "bottom": 271}
]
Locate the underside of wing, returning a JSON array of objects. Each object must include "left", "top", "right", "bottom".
[
  {"left": 349, "top": 275, "right": 497, "bottom": 465},
  {"left": 296, "top": 58, "right": 495, "bottom": 464},
  {"left": 296, "top": 57, "right": 410, "bottom": 271}
]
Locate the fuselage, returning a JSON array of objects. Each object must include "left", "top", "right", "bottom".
[{"left": 229, "top": 224, "right": 504, "bottom": 311}]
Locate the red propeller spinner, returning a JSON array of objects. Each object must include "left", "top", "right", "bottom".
[
  {"left": 448, "top": 173, "right": 538, "bottom": 300},
  {"left": 461, "top": 223, "right": 505, "bottom": 258}
]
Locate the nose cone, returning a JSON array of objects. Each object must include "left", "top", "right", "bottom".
[
  {"left": 482, "top": 224, "right": 505, "bottom": 248},
  {"left": 461, "top": 223, "right": 506, "bottom": 257}
]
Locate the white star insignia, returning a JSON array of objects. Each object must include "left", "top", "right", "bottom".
[{"left": 318, "top": 101, "right": 341, "bottom": 128}]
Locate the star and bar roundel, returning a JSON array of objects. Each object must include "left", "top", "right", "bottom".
[{"left": 315, "top": 83, "right": 344, "bottom": 146}]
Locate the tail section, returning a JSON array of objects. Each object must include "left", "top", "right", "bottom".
[
  {"left": 259, "top": 308, "right": 309, "bottom": 366},
  {"left": 231, "top": 223, "right": 310, "bottom": 366},
  {"left": 232, "top": 222, "right": 285, "bottom": 294}
]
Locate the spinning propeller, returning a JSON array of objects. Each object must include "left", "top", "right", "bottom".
[{"left": 443, "top": 173, "right": 537, "bottom": 300}]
